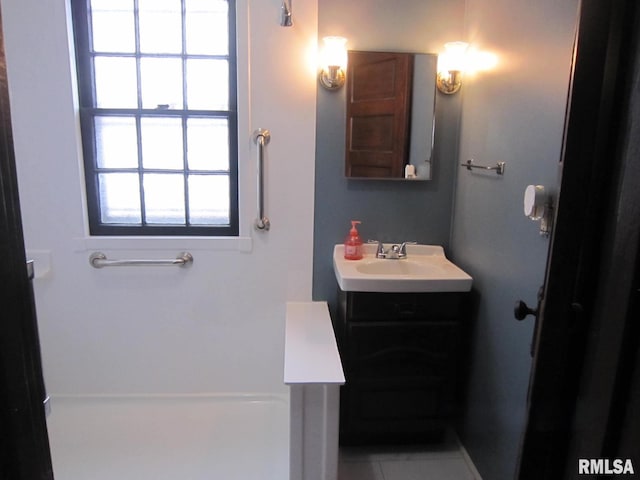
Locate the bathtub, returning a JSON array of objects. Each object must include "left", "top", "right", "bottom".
[
  {"left": 45, "top": 302, "right": 343, "bottom": 480},
  {"left": 46, "top": 394, "right": 289, "bottom": 480}
]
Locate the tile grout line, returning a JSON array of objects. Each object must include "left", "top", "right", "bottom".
[
  {"left": 452, "top": 433, "right": 483, "bottom": 480},
  {"left": 376, "top": 460, "right": 386, "bottom": 480}
]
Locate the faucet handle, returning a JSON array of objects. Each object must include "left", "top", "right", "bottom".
[
  {"left": 367, "top": 240, "right": 386, "bottom": 258},
  {"left": 399, "top": 241, "right": 417, "bottom": 256}
]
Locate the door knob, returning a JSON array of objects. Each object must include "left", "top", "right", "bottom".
[{"left": 514, "top": 300, "right": 538, "bottom": 321}]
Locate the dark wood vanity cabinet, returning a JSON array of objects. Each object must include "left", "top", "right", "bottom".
[{"left": 334, "top": 289, "right": 470, "bottom": 445}]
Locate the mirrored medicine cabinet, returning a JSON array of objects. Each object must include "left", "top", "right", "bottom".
[{"left": 344, "top": 51, "right": 437, "bottom": 180}]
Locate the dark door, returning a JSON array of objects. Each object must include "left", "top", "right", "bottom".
[
  {"left": 0, "top": 6, "right": 54, "bottom": 479},
  {"left": 345, "top": 51, "right": 413, "bottom": 178},
  {"left": 516, "top": 0, "right": 640, "bottom": 478}
]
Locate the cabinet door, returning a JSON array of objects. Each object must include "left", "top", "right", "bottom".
[
  {"left": 342, "top": 382, "right": 446, "bottom": 443},
  {"left": 345, "top": 51, "right": 413, "bottom": 178},
  {"left": 347, "top": 322, "right": 458, "bottom": 383},
  {"left": 341, "top": 322, "right": 459, "bottom": 441}
]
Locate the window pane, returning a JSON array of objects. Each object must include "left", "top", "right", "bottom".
[
  {"left": 99, "top": 173, "right": 141, "bottom": 224},
  {"left": 186, "top": 59, "right": 228, "bottom": 110},
  {"left": 185, "top": 0, "right": 229, "bottom": 55},
  {"left": 140, "top": 117, "right": 183, "bottom": 170},
  {"left": 138, "top": 0, "right": 182, "bottom": 54},
  {"left": 94, "top": 57, "right": 138, "bottom": 108},
  {"left": 95, "top": 116, "right": 138, "bottom": 168},
  {"left": 188, "top": 174, "right": 230, "bottom": 225},
  {"left": 74, "top": 0, "right": 237, "bottom": 235},
  {"left": 186, "top": 118, "right": 229, "bottom": 171},
  {"left": 90, "top": 0, "right": 135, "bottom": 53},
  {"left": 143, "top": 174, "right": 186, "bottom": 224},
  {"left": 141, "top": 57, "right": 184, "bottom": 109}
]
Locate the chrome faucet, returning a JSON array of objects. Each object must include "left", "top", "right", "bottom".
[{"left": 370, "top": 241, "right": 417, "bottom": 259}]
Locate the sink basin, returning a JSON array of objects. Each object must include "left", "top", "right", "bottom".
[
  {"left": 333, "top": 244, "right": 473, "bottom": 293},
  {"left": 355, "top": 260, "right": 443, "bottom": 276}
]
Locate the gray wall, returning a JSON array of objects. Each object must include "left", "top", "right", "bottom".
[
  {"left": 313, "top": 1, "right": 580, "bottom": 477},
  {"left": 313, "top": 0, "right": 465, "bottom": 312},
  {"left": 452, "top": 0, "right": 579, "bottom": 478}
]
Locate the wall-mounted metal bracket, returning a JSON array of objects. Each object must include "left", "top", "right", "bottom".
[
  {"left": 538, "top": 203, "right": 553, "bottom": 237},
  {"left": 280, "top": 0, "right": 293, "bottom": 27}
]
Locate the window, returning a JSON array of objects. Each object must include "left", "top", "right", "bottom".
[{"left": 71, "top": 0, "right": 238, "bottom": 236}]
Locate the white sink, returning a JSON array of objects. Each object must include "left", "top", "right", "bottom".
[{"left": 333, "top": 244, "right": 473, "bottom": 293}]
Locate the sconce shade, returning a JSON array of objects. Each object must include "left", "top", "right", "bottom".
[
  {"left": 440, "top": 42, "right": 469, "bottom": 71},
  {"left": 321, "top": 36, "right": 348, "bottom": 67},
  {"left": 437, "top": 41, "right": 469, "bottom": 94},
  {"left": 319, "top": 36, "right": 347, "bottom": 90}
]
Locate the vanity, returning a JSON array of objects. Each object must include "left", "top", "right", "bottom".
[{"left": 332, "top": 244, "right": 472, "bottom": 445}]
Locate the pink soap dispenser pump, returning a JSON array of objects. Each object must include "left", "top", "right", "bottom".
[{"left": 344, "top": 220, "right": 363, "bottom": 260}]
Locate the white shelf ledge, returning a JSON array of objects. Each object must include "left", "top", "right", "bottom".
[{"left": 284, "top": 302, "right": 345, "bottom": 385}]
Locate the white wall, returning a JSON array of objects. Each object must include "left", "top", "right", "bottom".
[
  {"left": 452, "top": 0, "right": 579, "bottom": 477},
  {"left": 1, "top": 0, "right": 318, "bottom": 396}
]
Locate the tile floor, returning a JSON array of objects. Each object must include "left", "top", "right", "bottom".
[{"left": 338, "top": 431, "right": 481, "bottom": 480}]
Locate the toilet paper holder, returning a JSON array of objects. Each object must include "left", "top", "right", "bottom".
[{"left": 524, "top": 185, "right": 553, "bottom": 237}]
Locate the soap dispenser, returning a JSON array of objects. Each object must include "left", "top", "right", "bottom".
[{"left": 344, "top": 220, "right": 363, "bottom": 260}]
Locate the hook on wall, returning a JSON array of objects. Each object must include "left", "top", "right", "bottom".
[
  {"left": 280, "top": 0, "right": 293, "bottom": 27},
  {"left": 524, "top": 185, "right": 553, "bottom": 237}
]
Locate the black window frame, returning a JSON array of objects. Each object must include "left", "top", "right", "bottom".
[{"left": 70, "top": 0, "right": 239, "bottom": 236}]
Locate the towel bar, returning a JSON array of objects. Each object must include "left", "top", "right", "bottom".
[{"left": 460, "top": 159, "right": 506, "bottom": 175}]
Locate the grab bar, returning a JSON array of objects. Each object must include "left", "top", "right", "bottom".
[
  {"left": 253, "top": 128, "right": 271, "bottom": 231},
  {"left": 89, "top": 252, "right": 193, "bottom": 268},
  {"left": 460, "top": 159, "right": 506, "bottom": 175}
]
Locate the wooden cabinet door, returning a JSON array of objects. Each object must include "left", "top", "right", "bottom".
[{"left": 345, "top": 51, "right": 413, "bottom": 178}]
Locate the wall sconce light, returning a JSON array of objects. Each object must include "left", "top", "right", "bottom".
[
  {"left": 436, "top": 41, "right": 469, "bottom": 95},
  {"left": 319, "top": 36, "right": 347, "bottom": 91}
]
